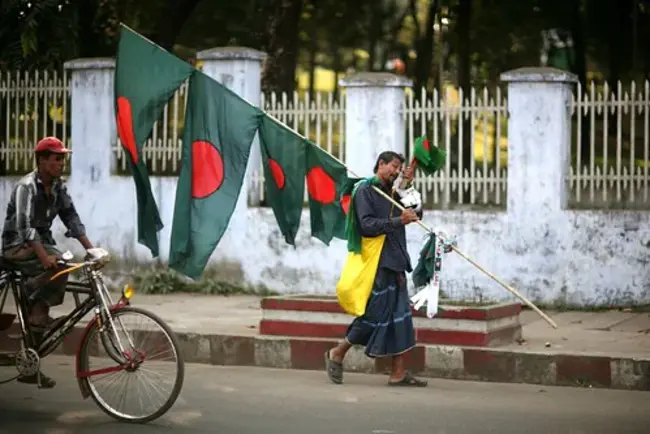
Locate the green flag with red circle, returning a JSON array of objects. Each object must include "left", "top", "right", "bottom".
[
  {"left": 413, "top": 136, "right": 447, "bottom": 175},
  {"left": 258, "top": 116, "right": 307, "bottom": 246},
  {"left": 305, "top": 144, "right": 349, "bottom": 245},
  {"left": 114, "top": 24, "right": 193, "bottom": 257},
  {"left": 169, "top": 71, "right": 263, "bottom": 279}
]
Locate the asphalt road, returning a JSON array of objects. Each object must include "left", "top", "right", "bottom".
[{"left": 0, "top": 355, "right": 648, "bottom": 434}]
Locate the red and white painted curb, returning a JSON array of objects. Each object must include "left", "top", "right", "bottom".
[{"left": 0, "top": 323, "right": 648, "bottom": 391}]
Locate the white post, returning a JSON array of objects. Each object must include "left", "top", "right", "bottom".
[
  {"left": 501, "top": 67, "right": 577, "bottom": 218},
  {"left": 63, "top": 58, "right": 116, "bottom": 188},
  {"left": 59, "top": 58, "right": 118, "bottom": 255},
  {"left": 500, "top": 66, "right": 577, "bottom": 298},
  {"left": 339, "top": 72, "right": 411, "bottom": 177},
  {"left": 197, "top": 47, "right": 266, "bottom": 206}
]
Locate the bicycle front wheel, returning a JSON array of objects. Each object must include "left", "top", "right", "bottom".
[{"left": 78, "top": 306, "right": 185, "bottom": 423}]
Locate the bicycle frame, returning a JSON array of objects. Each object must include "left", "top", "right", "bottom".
[{"left": 0, "top": 251, "right": 137, "bottom": 396}]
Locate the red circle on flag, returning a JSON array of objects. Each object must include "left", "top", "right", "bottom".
[
  {"left": 191, "top": 140, "right": 224, "bottom": 199},
  {"left": 423, "top": 139, "right": 431, "bottom": 151},
  {"left": 116, "top": 96, "right": 139, "bottom": 164},
  {"left": 341, "top": 194, "right": 351, "bottom": 214},
  {"left": 268, "top": 158, "right": 285, "bottom": 190},
  {"left": 306, "top": 167, "right": 336, "bottom": 204}
]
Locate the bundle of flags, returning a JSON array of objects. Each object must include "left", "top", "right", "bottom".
[{"left": 114, "top": 24, "right": 448, "bottom": 283}]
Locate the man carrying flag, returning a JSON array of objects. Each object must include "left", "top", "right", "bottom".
[{"left": 325, "top": 150, "right": 428, "bottom": 387}]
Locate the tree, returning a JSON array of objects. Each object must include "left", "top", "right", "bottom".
[{"left": 260, "top": 0, "right": 306, "bottom": 95}]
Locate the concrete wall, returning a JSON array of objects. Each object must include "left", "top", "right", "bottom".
[{"left": 0, "top": 54, "right": 648, "bottom": 307}]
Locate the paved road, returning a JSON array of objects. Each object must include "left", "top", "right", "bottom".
[{"left": 0, "top": 355, "right": 648, "bottom": 434}]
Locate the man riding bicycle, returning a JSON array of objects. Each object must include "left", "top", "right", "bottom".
[{"left": 1, "top": 136, "right": 96, "bottom": 388}]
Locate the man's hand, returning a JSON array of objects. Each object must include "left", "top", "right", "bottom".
[
  {"left": 400, "top": 208, "right": 419, "bottom": 225},
  {"left": 40, "top": 254, "right": 59, "bottom": 269},
  {"left": 403, "top": 163, "right": 415, "bottom": 183}
]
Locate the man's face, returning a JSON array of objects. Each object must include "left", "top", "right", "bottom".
[
  {"left": 377, "top": 157, "right": 403, "bottom": 184},
  {"left": 41, "top": 153, "right": 66, "bottom": 178}
]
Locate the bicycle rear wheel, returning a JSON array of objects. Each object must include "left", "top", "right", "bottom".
[{"left": 77, "top": 306, "right": 184, "bottom": 423}]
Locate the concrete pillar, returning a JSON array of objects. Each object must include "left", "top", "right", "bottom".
[
  {"left": 501, "top": 67, "right": 577, "bottom": 218},
  {"left": 63, "top": 58, "right": 116, "bottom": 188},
  {"left": 339, "top": 72, "right": 412, "bottom": 177}
]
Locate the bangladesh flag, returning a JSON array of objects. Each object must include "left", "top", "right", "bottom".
[
  {"left": 114, "top": 24, "right": 194, "bottom": 257},
  {"left": 169, "top": 71, "right": 263, "bottom": 279},
  {"left": 413, "top": 136, "right": 447, "bottom": 175},
  {"left": 305, "top": 143, "right": 349, "bottom": 245},
  {"left": 258, "top": 116, "right": 307, "bottom": 246}
]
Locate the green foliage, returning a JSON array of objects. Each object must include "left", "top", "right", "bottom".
[{"left": 130, "top": 265, "right": 278, "bottom": 296}]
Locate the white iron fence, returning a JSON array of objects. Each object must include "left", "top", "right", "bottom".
[
  {"left": 402, "top": 86, "right": 508, "bottom": 209},
  {"left": 0, "top": 70, "right": 70, "bottom": 175},
  {"left": 1, "top": 68, "right": 649, "bottom": 210},
  {"left": 570, "top": 80, "right": 650, "bottom": 209}
]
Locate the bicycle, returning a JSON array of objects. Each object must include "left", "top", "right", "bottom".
[{"left": 0, "top": 247, "right": 184, "bottom": 424}]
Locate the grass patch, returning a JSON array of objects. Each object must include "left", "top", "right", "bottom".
[{"left": 125, "top": 264, "right": 278, "bottom": 296}]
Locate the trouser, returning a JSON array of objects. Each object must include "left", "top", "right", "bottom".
[{"left": 3, "top": 244, "right": 69, "bottom": 309}]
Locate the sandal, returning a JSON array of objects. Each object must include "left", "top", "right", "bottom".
[
  {"left": 388, "top": 371, "right": 428, "bottom": 387},
  {"left": 18, "top": 371, "right": 56, "bottom": 389},
  {"left": 324, "top": 350, "right": 343, "bottom": 385}
]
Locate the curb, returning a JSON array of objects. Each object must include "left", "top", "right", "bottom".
[{"left": 3, "top": 326, "right": 648, "bottom": 392}]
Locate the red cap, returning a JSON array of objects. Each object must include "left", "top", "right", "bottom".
[{"left": 34, "top": 137, "right": 72, "bottom": 154}]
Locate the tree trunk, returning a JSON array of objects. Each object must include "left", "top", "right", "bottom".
[
  {"left": 308, "top": 34, "right": 317, "bottom": 100},
  {"left": 413, "top": 0, "right": 439, "bottom": 95},
  {"left": 569, "top": 0, "right": 590, "bottom": 168},
  {"left": 457, "top": 0, "right": 472, "bottom": 202},
  {"left": 261, "top": 0, "right": 305, "bottom": 95}
]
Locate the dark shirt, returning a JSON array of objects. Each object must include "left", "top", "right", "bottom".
[
  {"left": 353, "top": 181, "right": 423, "bottom": 273},
  {"left": 2, "top": 170, "right": 86, "bottom": 251}
]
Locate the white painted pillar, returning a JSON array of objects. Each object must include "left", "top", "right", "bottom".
[
  {"left": 63, "top": 58, "right": 116, "bottom": 189},
  {"left": 197, "top": 47, "right": 266, "bottom": 207},
  {"left": 501, "top": 67, "right": 577, "bottom": 219},
  {"left": 339, "top": 72, "right": 412, "bottom": 177},
  {"left": 60, "top": 58, "right": 122, "bottom": 255},
  {"left": 500, "top": 67, "right": 577, "bottom": 298}
]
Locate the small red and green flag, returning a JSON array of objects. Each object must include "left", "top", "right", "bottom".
[
  {"left": 168, "top": 71, "right": 263, "bottom": 279},
  {"left": 258, "top": 116, "right": 308, "bottom": 246},
  {"left": 114, "top": 24, "right": 193, "bottom": 257},
  {"left": 413, "top": 136, "right": 447, "bottom": 175}
]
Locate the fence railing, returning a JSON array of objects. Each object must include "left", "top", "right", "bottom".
[
  {"left": 0, "top": 70, "right": 70, "bottom": 175},
  {"left": 402, "top": 86, "right": 508, "bottom": 209},
  {"left": 1, "top": 67, "right": 649, "bottom": 210},
  {"left": 569, "top": 80, "right": 650, "bottom": 209}
]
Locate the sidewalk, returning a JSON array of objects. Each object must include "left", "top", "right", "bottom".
[{"left": 3, "top": 293, "right": 650, "bottom": 391}]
